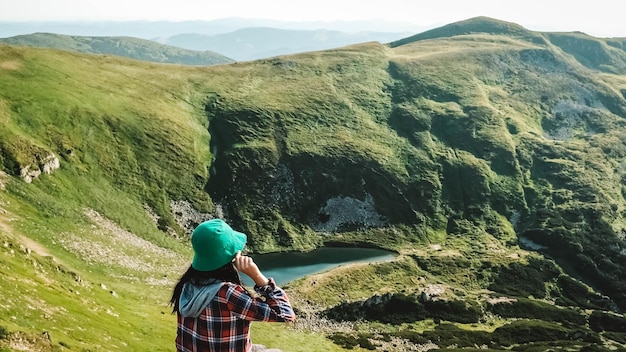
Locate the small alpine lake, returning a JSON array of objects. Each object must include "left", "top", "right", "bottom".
[{"left": 242, "top": 247, "right": 397, "bottom": 286}]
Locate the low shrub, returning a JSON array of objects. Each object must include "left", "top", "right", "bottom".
[
  {"left": 488, "top": 258, "right": 560, "bottom": 298},
  {"left": 603, "top": 331, "right": 626, "bottom": 344},
  {"left": 493, "top": 320, "right": 599, "bottom": 346},
  {"left": 589, "top": 311, "right": 626, "bottom": 332},
  {"left": 363, "top": 320, "right": 602, "bottom": 350},
  {"left": 487, "top": 297, "right": 586, "bottom": 325},
  {"left": 424, "top": 299, "right": 482, "bottom": 324},
  {"left": 325, "top": 293, "right": 482, "bottom": 324},
  {"left": 420, "top": 324, "right": 493, "bottom": 348},
  {"left": 510, "top": 341, "right": 612, "bottom": 352},
  {"left": 384, "top": 330, "right": 429, "bottom": 345},
  {"left": 328, "top": 332, "right": 377, "bottom": 350},
  {"left": 438, "top": 349, "right": 505, "bottom": 352},
  {"left": 385, "top": 323, "right": 491, "bottom": 351},
  {"left": 579, "top": 344, "right": 618, "bottom": 352},
  {"left": 555, "top": 276, "right": 600, "bottom": 309}
]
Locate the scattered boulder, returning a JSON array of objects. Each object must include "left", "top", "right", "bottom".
[
  {"left": 20, "top": 154, "right": 59, "bottom": 183},
  {"left": 0, "top": 170, "right": 9, "bottom": 190},
  {"left": 251, "top": 344, "right": 283, "bottom": 352}
]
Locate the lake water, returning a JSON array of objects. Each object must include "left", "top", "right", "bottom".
[{"left": 241, "top": 247, "right": 396, "bottom": 286}]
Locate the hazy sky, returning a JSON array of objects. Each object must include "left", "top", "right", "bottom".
[{"left": 1, "top": 0, "right": 624, "bottom": 37}]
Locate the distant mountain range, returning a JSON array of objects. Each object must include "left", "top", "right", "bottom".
[
  {"left": 0, "top": 18, "right": 429, "bottom": 39},
  {"left": 159, "top": 27, "right": 412, "bottom": 61},
  {"left": 0, "top": 18, "right": 420, "bottom": 62}
]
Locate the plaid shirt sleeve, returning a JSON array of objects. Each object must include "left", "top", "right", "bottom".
[
  {"left": 226, "top": 278, "right": 296, "bottom": 322},
  {"left": 176, "top": 278, "right": 295, "bottom": 352}
]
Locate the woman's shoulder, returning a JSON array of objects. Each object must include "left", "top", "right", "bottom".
[
  {"left": 217, "top": 281, "right": 253, "bottom": 301},
  {"left": 219, "top": 281, "right": 248, "bottom": 294}
]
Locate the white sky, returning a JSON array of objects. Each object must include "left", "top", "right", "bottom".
[{"left": 0, "top": 0, "right": 624, "bottom": 37}]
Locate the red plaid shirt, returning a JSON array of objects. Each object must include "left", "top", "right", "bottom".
[{"left": 176, "top": 278, "right": 295, "bottom": 352}]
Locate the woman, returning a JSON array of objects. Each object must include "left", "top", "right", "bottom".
[{"left": 170, "top": 219, "right": 296, "bottom": 352}]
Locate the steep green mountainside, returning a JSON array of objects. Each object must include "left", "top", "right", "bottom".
[
  {"left": 1, "top": 16, "right": 626, "bottom": 351},
  {"left": 0, "top": 32, "right": 234, "bottom": 65},
  {"left": 544, "top": 32, "right": 626, "bottom": 74},
  {"left": 392, "top": 16, "right": 626, "bottom": 75}
]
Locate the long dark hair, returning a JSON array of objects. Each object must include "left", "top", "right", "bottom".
[{"left": 170, "top": 262, "right": 242, "bottom": 313}]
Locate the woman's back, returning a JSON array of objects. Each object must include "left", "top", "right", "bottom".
[
  {"left": 176, "top": 281, "right": 294, "bottom": 352},
  {"left": 171, "top": 219, "right": 295, "bottom": 352}
]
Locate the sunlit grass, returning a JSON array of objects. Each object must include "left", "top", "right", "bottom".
[{"left": 252, "top": 323, "right": 371, "bottom": 352}]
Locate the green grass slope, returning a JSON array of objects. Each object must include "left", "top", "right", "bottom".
[
  {"left": 389, "top": 16, "right": 546, "bottom": 47},
  {"left": 546, "top": 32, "right": 626, "bottom": 74},
  {"left": 1, "top": 16, "right": 626, "bottom": 351},
  {"left": 0, "top": 32, "right": 234, "bottom": 65}
]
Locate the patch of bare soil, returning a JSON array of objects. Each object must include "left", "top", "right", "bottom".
[
  {"left": 16, "top": 234, "right": 52, "bottom": 257},
  {"left": 0, "top": 60, "right": 21, "bottom": 71}
]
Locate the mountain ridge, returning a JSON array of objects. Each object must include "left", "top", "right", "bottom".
[
  {"left": 0, "top": 28, "right": 412, "bottom": 63},
  {"left": 391, "top": 16, "right": 626, "bottom": 74},
  {"left": 0, "top": 32, "right": 234, "bottom": 65},
  {"left": 390, "top": 16, "right": 543, "bottom": 45}
]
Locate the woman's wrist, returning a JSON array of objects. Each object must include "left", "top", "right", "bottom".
[{"left": 251, "top": 273, "right": 269, "bottom": 287}]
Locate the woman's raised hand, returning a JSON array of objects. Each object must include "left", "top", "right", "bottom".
[{"left": 233, "top": 251, "right": 268, "bottom": 286}]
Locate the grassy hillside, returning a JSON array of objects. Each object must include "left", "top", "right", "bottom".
[
  {"left": 390, "top": 16, "right": 545, "bottom": 46},
  {"left": 1, "top": 16, "right": 626, "bottom": 351},
  {"left": 0, "top": 32, "right": 234, "bottom": 65}
]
